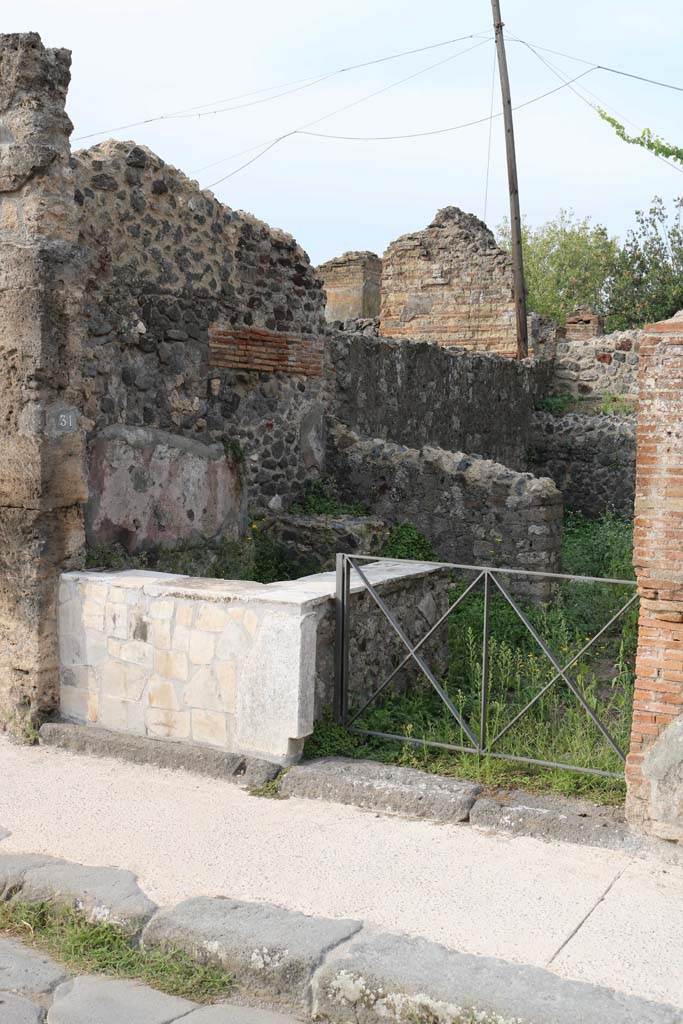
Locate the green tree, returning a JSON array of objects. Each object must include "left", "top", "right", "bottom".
[
  {"left": 604, "top": 197, "right": 683, "bottom": 331},
  {"left": 497, "top": 210, "right": 617, "bottom": 323}
]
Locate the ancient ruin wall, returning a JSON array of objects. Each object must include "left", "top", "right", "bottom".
[
  {"left": 548, "top": 329, "right": 641, "bottom": 398},
  {"left": 317, "top": 251, "right": 382, "bottom": 322},
  {"left": 379, "top": 207, "right": 517, "bottom": 355},
  {"left": 328, "top": 423, "right": 563, "bottom": 595},
  {"left": 329, "top": 332, "right": 541, "bottom": 472},
  {"left": 626, "top": 312, "right": 683, "bottom": 841},
  {"left": 530, "top": 412, "right": 636, "bottom": 517},
  {"left": 0, "top": 34, "right": 87, "bottom": 734},
  {"left": 72, "top": 141, "right": 328, "bottom": 516}
]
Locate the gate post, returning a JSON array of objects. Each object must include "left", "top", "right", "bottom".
[
  {"left": 626, "top": 311, "right": 683, "bottom": 840},
  {"left": 0, "top": 34, "right": 87, "bottom": 737}
]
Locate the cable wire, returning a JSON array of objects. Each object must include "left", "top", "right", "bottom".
[
  {"left": 508, "top": 38, "right": 683, "bottom": 94},
  {"left": 205, "top": 36, "right": 493, "bottom": 187},
  {"left": 73, "top": 31, "right": 489, "bottom": 142},
  {"left": 515, "top": 37, "right": 683, "bottom": 177}
]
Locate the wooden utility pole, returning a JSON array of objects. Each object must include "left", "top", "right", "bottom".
[{"left": 491, "top": 0, "right": 528, "bottom": 358}]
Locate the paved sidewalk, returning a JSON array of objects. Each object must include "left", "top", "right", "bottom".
[
  {"left": 0, "top": 737, "right": 681, "bottom": 1010},
  {"left": 0, "top": 934, "right": 301, "bottom": 1023}
]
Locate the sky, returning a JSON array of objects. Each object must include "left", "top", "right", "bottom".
[{"left": 6, "top": 1, "right": 683, "bottom": 265}]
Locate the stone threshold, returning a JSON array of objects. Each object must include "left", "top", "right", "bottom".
[{"left": 0, "top": 851, "right": 678, "bottom": 1024}]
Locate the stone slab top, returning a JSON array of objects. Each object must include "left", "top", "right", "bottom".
[{"left": 61, "top": 559, "right": 449, "bottom": 611}]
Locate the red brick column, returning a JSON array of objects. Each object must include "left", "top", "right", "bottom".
[{"left": 626, "top": 311, "right": 683, "bottom": 840}]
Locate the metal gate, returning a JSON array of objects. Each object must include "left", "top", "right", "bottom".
[{"left": 334, "top": 554, "right": 638, "bottom": 778}]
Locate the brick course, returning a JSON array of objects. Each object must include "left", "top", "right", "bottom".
[
  {"left": 626, "top": 311, "right": 683, "bottom": 840},
  {"left": 208, "top": 325, "right": 324, "bottom": 377}
]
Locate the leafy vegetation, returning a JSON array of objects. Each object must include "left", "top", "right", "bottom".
[
  {"left": 0, "top": 901, "right": 233, "bottom": 1003},
  {"left": 498, "top": 197, "right": 683, "bottom": 331},
  {"left": 498, "top": 210, "right": 617, "bottom": 324},
  {"left": 597, "top": 109, "right": 683, "bottom": 167},
  {"left": 381, "top": 523, "right": 437, "bottom": 561},
  {"left": 603, "top": 197, "right": 683, "bottom": 332},
  {"left": 305, "top": 512, "right": 636, "bottom": 802},
  {"left": 535, "top": 392, "right": 576, "bottom": 416},
  {"left": 599, "top": 393, "right": 637, "bottom": 417},
  {"left": 290, "top": 477, "right": 367, "bottom": 517}
]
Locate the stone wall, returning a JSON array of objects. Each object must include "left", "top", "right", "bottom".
[
  {"left": 72, "top": 139, "right": 328, "bottom": 516},
  {"left": 329, "top": 332, "right": 541, "bottom": 472},
  {"left": 379, "top": 208, "right": 516, "bottom": 355},
  {"left": 626, "top": 312, "right": 683, "bottom": 842},
  {"left": 317, "top": 251, "right": 382, "bottom": 322},
  {"left": 328, "top": 424, "right": 563, "bottom": 597},
  {"left": 57, "top": 562, "right": 452, "bottom": 763},
  {"left": 548, "top": 329, "right": 641, "bottom": 398},
  {"left": 530, "top": 412, "right": 636, "bottom": 518},
  {"left": 0, "top": 34, "right": 87, "bottom": 736}
]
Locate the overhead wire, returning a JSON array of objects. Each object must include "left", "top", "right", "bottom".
[
  {"left": 204, "top": 35, "right": 493, "bottom": 187},
  {"left": 505, "top": 38, "right": 683, "bottom": 94},
  {"left": 73, "top": 31, "right": 489, "bottom": 142},
  {"left": 512, "top": 36, "right": 683, "bottom": 177}
]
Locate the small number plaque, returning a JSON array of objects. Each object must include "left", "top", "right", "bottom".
[{"left": 46, "top": 405, "right": 79, "bottom": 437}]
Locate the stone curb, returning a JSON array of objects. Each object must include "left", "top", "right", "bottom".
[
  {"left": 1, "top": 852, "right": 681, "bottom": 1023},
  {"left": 280, "top": 759, "right": 482, "bottom": 822},
  {"left": 38, "top": 723, "right": 281, "bottom": 789}
]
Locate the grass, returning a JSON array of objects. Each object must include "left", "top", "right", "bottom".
[
  {"left": 381, "top": 523, "right": 437, "bottom": 561},
  {"left": 0, "top": 901, "right": 233, "bottom": 1003},
  {"left": 304, "top": 512, "right": 637, "bottom": 804},
  {"left": 599, "top": 392, "right": 637, "bottom": 416}
]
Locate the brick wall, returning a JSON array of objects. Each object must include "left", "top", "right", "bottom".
[
  {"left": 626, "top": 311, "right": 683, "bottom": 841},
  {"left": 379, "top": 207, "right": 517, "bottom": 356},
  {"left": 208, "top": 325, "right": 324, "bottom": 377},
  {"left": 317, "top": 251, "right": 382, "bottom": 322}
]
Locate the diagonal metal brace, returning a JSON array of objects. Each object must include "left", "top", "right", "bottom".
[
  {"left": 350, "top": 558, "right": 480, "bottom": 749},
  {"left": 489, "top": 573, "right": 627, "bottom": 762},
  {"left": 347, "top": 569, "right": 485, "bottom": 729}
]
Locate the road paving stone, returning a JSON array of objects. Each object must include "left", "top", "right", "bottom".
[
  {"left": 0, "top": 936, "right": 67, "bottom": 995},
  {"left": 0, "top": 990, "right": 45, "bottom": 1024}
]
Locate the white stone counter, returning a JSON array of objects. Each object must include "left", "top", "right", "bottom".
[{"left": 58, "top": 561, "right": 445, "bottom": 764}]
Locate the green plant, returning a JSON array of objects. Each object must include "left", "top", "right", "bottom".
[
  {"left": 223, "top": 438, "right": 245, "bottom": 465},
  {"left": 604, "top": 197, "right": 683, "bottom": 331},
  {"left": 498, "top": 210, "right": 617, "bottom": 323},
  {"left": 535, "top": 393, "right": 575, "bottom": 415},
  {"left": 249, "top": 772, "right": 287, "bottom": 798},
  {"left": 599, "top": 393, "right": 637, "bottom": 417},
  {"left": 0, "top": 901, "right": 233, "bottom": 1003},
  {"left": 597, "top": 109, "right": 683, "bottom": 167},
  {"left": 381, "top": 523, "right": 437, "bottom": 561},
  {"left": 290, "top": 477, "right": 367, "bottom": 517},
  {"left": 306, "top": 512, "right": 637, "bottom": 803}
]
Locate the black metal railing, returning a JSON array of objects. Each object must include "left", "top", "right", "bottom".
[{"left": 334, "top": 554, "right": 638, "bottom": 779}]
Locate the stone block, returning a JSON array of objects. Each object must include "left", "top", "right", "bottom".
[
  {"left": 141, "top": 898, "right": 361, "bottom": 1003},
  {"left": 147, "top": 677, "right": 180, "bottom": 711},
  {"left": 312, "top": 930, "right": 680, "bottom": 1024},
  {"left": 47, "top": 976, "right": 194, "bottom": 1024},
  {"left": 0, "top": 992, "right": 44, "bottom": 1023},
  {"left": 0, "top": 936, "right": 67, "bottom": 994},
  {"left": 191, "top": 709, "right": 228, "bottom": 747},
  {"left": 99, "top": 696, "right": 145, "bottom": 735},
  {"left": 154, "top": 649, "right": 188, "bottom": 681},
  {"left": 188, "top": 630, "right": 216, "bottom": 666},
  {"left": 100, "top": 662, "right": 146, "bottom": 701},
  {"left": 104, "top": 602, "right": 128, "bottom": 639},
  {"left": 13, "top": 861, "right": 156, "bottom": 934},
  {"left": 195, "top": 605, "right": 229, "bottom": 632},
  {"left": 280, "top": 759, "right": 482, "bottom": 822},
  {"left": 146, "top": 707, "right": 190, "bottom": 740},
  {"left": 119, "top": 640, "right": 153, "bottom": 670}
]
